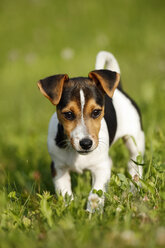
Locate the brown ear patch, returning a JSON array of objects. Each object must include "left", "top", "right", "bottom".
[
  {"left": 37, "top": 74, "right": 69, "bottom": 105},
  {"left": 88, "top": 69, "right": 120, "bottom": 98}
]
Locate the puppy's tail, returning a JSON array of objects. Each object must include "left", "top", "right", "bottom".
[{"left": 95, "top": 51, "right": 120, "bottom": 74}]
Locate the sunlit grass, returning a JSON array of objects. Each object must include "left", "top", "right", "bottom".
[{"left": 0, "top": 0, "right": 165, "bottom": 247}]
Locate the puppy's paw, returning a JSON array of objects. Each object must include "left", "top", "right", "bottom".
[{"left": 86, "top": 193, "right": 104, "bottom": 213}]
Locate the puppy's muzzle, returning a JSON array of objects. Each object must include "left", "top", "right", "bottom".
[{"left": 79, "top": 138, "right": 93, "bottom": 151}]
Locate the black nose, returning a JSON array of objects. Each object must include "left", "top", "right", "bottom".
[{"left": 79, "top": 138, "right": 93, "bottom": 150}]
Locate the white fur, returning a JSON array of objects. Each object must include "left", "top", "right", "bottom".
[
  {"left": 80, "top": 89, "right": 85, "bottom": 122},
  {"left": 112, "top": 89, "right": 145, "bottom": 178},
  {"left": 48, "top": 114, "right": 110, "bottom": 173},
  {"left": 70, "top": 123, "right": 88, "bottom": 151},
  {"left": 70, "top": 89, "right": 95, "bottom": 151},
  {"left": 95, "top": 51, "right": 120, "bottom": 73},
  {"left": 95, "top": 51, "right": 145, "bottom": 179},
  {"left": 70, "top": 89, "right": 87, "bottom": 150},
  {"left": 48, "top": 113, "right": 111, "bottom": 211},
  {"left": 47, "top": 51, "right": 145, "bottom": 212}
]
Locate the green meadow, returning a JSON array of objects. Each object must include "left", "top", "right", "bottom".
[{"left": 0, "top": 0, "right": 165, "bottom": 247}]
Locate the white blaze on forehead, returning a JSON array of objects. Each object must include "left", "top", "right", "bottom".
[
  {"left": 70, "top": 88, "right": 89, "bottom": 149},
  {"left": 80, "top": 89, "right": 85, "bottom": 121}
]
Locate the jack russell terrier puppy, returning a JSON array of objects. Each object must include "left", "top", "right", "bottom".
[{"left": 37, "top": 51, "right": 145, "bottom": 212}]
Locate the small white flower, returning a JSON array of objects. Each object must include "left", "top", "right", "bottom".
[
  {"left": 133, "top": 174, "right": 139, "bottom": 182},
  {"left": 143, "top": 195, "right": 149, "bottom": 202},
  {"left": 116, "top": 206, "right": 122, "bottom": 212},
  {"left": 88, "top": 194, "right": 100, "bottom": 209},
  {"left": 87, "top": 193, "right": 104, "bottom": 213}
]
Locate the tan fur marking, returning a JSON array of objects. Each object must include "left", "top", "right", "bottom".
[
  {"left": 84, "top": 99, "right": 104, "bottom": 146},
  {"left": 84, "top": 99, "right": 102, "bottom": 113},
  {"left": 61, "top": 101, "right": 80, "bottom": 114},
  {"left": 57, "top": 95, "right": 104, "bottom": 149},
  {"left": 57, "top": 101, "right": 81, "bottom": 137}
]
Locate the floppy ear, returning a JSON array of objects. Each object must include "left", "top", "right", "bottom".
[
  {"left": 88, "top": 69, "right": 120, "bottom": 98},
  {"left": 37, "top": 74, "right": 69, "bottom": 105}
]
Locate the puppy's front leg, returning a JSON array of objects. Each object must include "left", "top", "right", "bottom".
[
  {"left": 52, "top": 163, "right": 73, "bottom": 200},
  {"left": 87, "top": 158, "right": 112, "bottom": 212}
]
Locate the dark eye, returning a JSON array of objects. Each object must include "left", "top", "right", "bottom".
[
  {"left": 91, "top": 109, "right": 102, "bottom": 119},
  {"left": 63, "top": 111, "right": 75, "bottom": 120}
]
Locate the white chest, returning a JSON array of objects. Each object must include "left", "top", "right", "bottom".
[{"left": 47, "top": 113, "right": 109, "bottom": 173}]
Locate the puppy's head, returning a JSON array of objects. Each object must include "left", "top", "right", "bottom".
[{"left": 38, "top": 70, "right": 120, "bottom": 154}]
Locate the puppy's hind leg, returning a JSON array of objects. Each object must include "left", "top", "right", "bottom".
[{"left": 123, "top": 131, "right": 145, "bottom": 180}]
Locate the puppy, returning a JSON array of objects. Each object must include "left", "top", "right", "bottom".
[{"left": 37, "top": 51, "right": 145, "bottom": 212}]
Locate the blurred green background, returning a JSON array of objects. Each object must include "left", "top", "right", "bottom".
[
  {"left": 0, "top": 0, "right": 165, "bottom": 191},
  {"left": 0, "top": 1, "right": 165, "bottom": 247}
]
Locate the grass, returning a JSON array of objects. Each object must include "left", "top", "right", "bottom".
[{"left": 0, "top": 0, "right": 165, "bottom": 247}]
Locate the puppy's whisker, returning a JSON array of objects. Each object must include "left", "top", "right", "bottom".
[{"left": 98, "top": 138, "right": 108, "bottom": 147}]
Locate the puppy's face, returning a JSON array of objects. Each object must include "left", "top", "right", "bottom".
[
  {"left": 38, "top": 70, "right": 120, "bottom": 154},
  {"left": 56, "top": 78, "right": 104, "bottom": 153}
]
